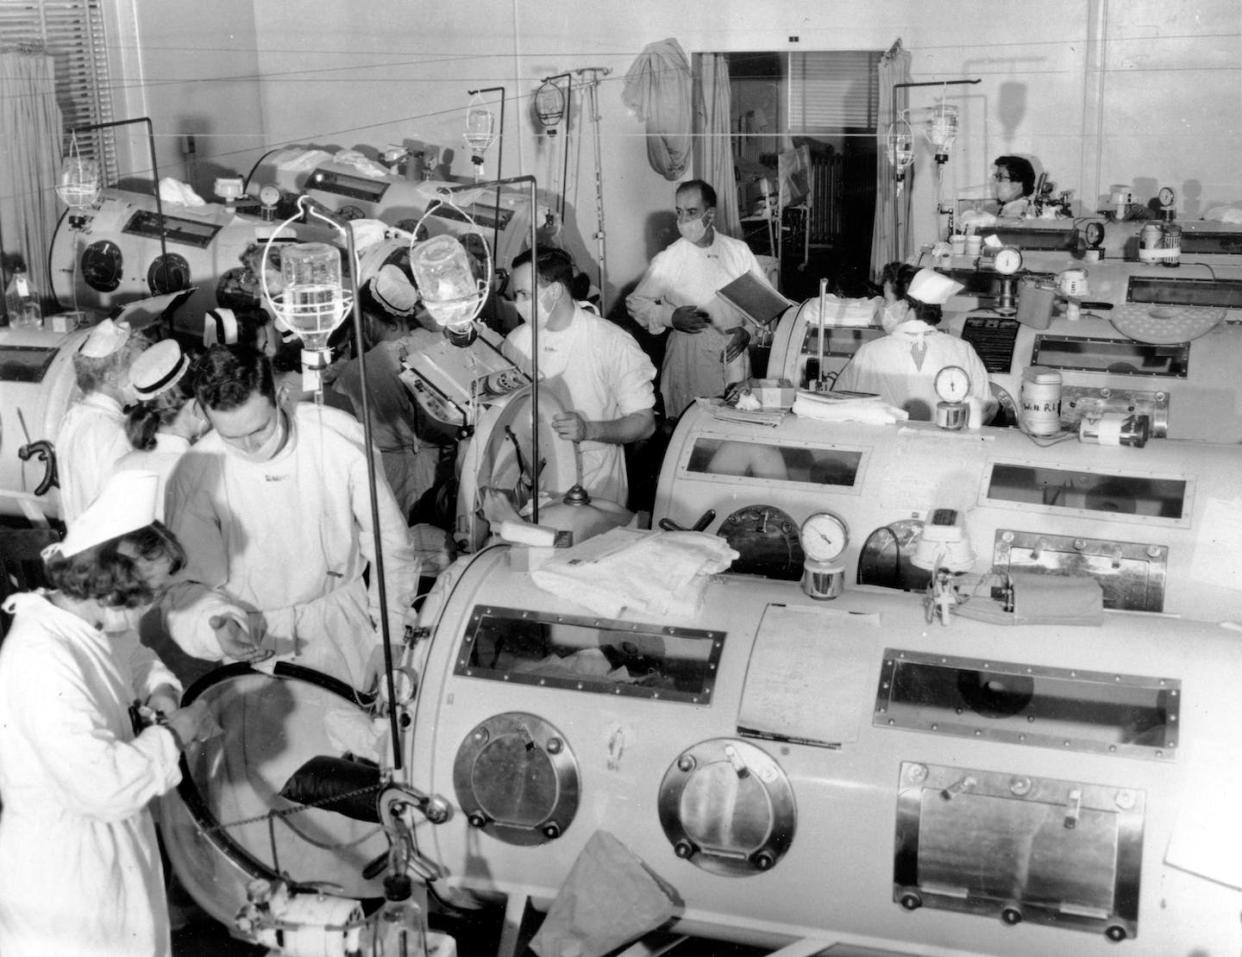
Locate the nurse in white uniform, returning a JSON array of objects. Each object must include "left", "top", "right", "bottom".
[{"left": 0, "top": 470, "right": 213, "bottom": 956}]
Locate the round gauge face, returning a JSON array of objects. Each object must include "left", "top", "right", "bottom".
[
  {"left": 994, "top": 246, "right": 1023, "bottom": 275},
  {"left": 1084, "top": 221, "right": 1105, "bottom": 247},
  {"left": 800, "top": 511, "right": 849, "bottom": 563},
  {"left": 258, "top": 185, "right": 281, "bottom": 207},
  {"left": 1158, "top": 186, "right": 1175, "bottom": 208},
  {"left": 935, "top": 364, "right": 972, "bottom": 402}
]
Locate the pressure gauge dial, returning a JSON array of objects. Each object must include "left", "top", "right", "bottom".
[
  {"left": 1084, "top": 221, "right": 1105, "bottom": 248},
  {"left": 1158, "top": 186, "right": 1176, "bottom": 208},
  {"left": 993, "top": 246, "right": 1023, "bottom": 276},
  {"left": 800, "top": 511, "right": 849, "bottom": 563},
  {"left": 258, "top": 185, "right": 281, "bottom": 207},
  {"left": 935, "top": 365, "right": 972, "bottom": 403}
]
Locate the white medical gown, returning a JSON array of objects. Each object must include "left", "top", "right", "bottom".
[
  {"left": 627, "top": 233, "right": 768, "bottom": 419},
  {"left": 164, "top": 403, "right": 420, "bottom": 688},
  {"left": 833, "top": 319, "right": 993, "bottom": 421},
  {"left": 505, "top": 303, "right": 656, "bottom": 505},
  {"left": 56, "top": 393, "right": 131, "bottom": 523},
  {"left": 0, "top": 592, "right": 182, "bottom": 956}
]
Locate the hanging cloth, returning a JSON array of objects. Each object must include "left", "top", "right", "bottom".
[
  {"left": 622, "top": 38, "right": 692, "bottom": 181},
  {"left": 0, "top": 50, "right": 64, "bottom": 307}
]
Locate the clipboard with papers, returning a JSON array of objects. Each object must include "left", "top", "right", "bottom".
[{"left": 716, "top": 272, "right": 794, "bottom": 332}]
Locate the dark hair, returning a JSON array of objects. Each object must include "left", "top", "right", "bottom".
[
  {"left": 125, "top": 376, "right": 195, "bottom": 451},
  {"left": 994, "top": 155, "right": 1036, "bottom": 198},
  {"left": 907, "top": 300, "right": 943, "bottom": 326},
  {"left": 881, "top": 262, "right": 920, "bottom": 300},
  {"left": 511, "top": 245, "right": 576, "bottom": 292},
  {"left": 676, "top": 179, "right": 717, "bottom": 209},
  {"left": 45, "top": 522, "right": 186, "bottom": 608},
  {"left": 882, "top": 261, "right": 943, "bottom": 325},
  {"left": 192, "top": 344, "right": 276, "bottom": 412}
]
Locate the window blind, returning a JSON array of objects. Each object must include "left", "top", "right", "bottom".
[
  {"left": 0, "top": 0, "right": 117, "bottom": 180},
  {"left": 787, "top": 51, "right": 880, "bottom": 132}
]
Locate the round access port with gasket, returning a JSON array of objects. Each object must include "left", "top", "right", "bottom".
[
  {"left": 453, "top": 711, "right": 580, "bottom": 846},
  {"left": 657, "top": 737, "right": 796, "bottom": 876}
]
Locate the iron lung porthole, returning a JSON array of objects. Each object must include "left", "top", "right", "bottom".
[
  {"left": 81, "top": 240, "right": 123, "bottom": 292},
  {"left": 658, "top": 738, "right": 796, "bottom": 876},
  {"left": 147, "top": 252, "right": 191, "bottom": 295},
  {"left": 453, "top": 712, "right": 580, "bottom": 847}
]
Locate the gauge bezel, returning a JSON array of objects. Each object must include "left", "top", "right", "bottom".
[
  {"left": 934, "top": 364, "right": 972, "bottom": 402},
  {"left": 993, "top": 246, "right": 1023, "bottom": 276},
  {"left": 799, "top": 511, "right": 849, "bottom": 563}
]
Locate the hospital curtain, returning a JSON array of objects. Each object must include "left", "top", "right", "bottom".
[
  {"left": 0, "top": 49, "right": 64, "bottom": 309},
  {"left": 694, "top": 54, "right": 741, "bottom": 238},
  {"left": 869, "top": 40, "right": 912, "bottom": 280}
]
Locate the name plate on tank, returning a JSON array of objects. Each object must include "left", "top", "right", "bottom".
[
  {"left": 994, "top": 529, "right": 1168, "bottom": 612},
  {"left": 874, "top": 649, "right": 1179, "bottom": 760},
  {"left": 455, "top": 605, "right": 723, "bottom": 704},
  {"left": 893, "top": 761, "right": 1143, "bottom": 941}
]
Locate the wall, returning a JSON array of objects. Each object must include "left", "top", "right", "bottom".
[
  {"left": 906, "top": 0, "right": 1241, "bottom": 249},
  {"left": 111, "top": 0, "right": 266, "bottom": 199},
  {"left": 121, "top": 0, "right": 1242, "bottom": 303}
]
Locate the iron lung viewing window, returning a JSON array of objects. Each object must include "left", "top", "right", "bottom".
[
  {"left": 987, "top": 463, "right": 1187, "bottom": 520},
  {"left": 455, "top": 605, "right": 723, "bottom": 703},
  {"left": 875, "top": 649, "right": 1180, "bottom": 760},
  {"left": 1031, "top": 335, "right": 1189, "bottom": 378},
  {"left": 688, "top": 438, "right": 862, "bottom": 486}
]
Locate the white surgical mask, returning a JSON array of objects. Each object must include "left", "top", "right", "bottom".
[
  {"left": 99, "top": 604, "right": 145, "bottom": 634},
  {"left": 881, "top": 301, "right": 913, "bottom": 334},
  {"left": 677, "top": 216, "right": 708, "bottom": 244},
  {"left": 515, "top": 287, "right": 555, "bottom": 328},
  {"left": 995, "top": 180, "right": 1022, "bottom": 203}
]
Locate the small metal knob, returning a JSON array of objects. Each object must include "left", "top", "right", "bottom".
[
  {"left": 424, "top": 796, "right": 452, "bottom": 824},
  {"left": 541, "top": 822, "right": 561, "bottom": 840},
  {"left": 467, "top": 813, "right": 489, "bottom": 829},
  {"left": 899, "top": 892, "right": 923, "bottom": 911},
  {"left": 1105, "top": 924, "right": 1128, "bottom": 942},
  {"left": 1001, "top": 906, "right": 1023, "bottom": 926},
  {"left": 673, "top": 839, "right": 696, "bottom": 860}
]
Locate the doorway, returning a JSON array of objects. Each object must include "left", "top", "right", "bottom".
[{"left": 717, "top": 50, "right": 880, "bottom": 300}]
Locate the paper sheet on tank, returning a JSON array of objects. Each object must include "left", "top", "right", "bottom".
[{"left": 737, "top": 603, "right": 880, "bottom": 747}]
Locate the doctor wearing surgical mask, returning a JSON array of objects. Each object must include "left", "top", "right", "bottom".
[
  {"left": 627, "top": 179, "right": 775, "bottom": 420},
  {"left": 503, "top": 246, "right": 656, "bottom": 506},
  {"left": 993, "top": 154, "right": 1037, "bottom": 219},
  {"left": 0, "top": 470, "right": 215, "bottom": 957}
]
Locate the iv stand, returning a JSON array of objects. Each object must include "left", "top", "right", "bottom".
[
  {"left": 890, "top": 79, "right": 980, "bottom": 262},
  {"left": 296, "top": 197, "right": 403, "bottom": 770},
  {"left": 539, "top": 73, "right": 574, "bottom": 222},
  {"left": 575, "top": 67, "right": 611, "bottom": 315},
  {"left": 467, "top": 86, "right": 506, "bottom": 260}
]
